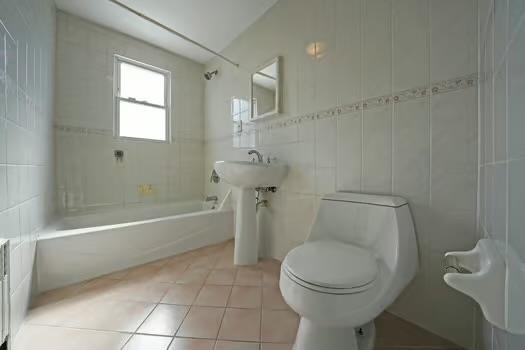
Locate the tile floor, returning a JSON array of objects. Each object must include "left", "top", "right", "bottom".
[{"left": 14, "top": 240, "right": 462, "bottom": 350}]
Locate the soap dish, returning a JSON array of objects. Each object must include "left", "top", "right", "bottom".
[{"left": 443, "top": 239, "right": 525, "bottom": 334}]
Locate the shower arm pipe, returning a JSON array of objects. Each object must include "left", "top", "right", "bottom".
[{"left": 108, "top": 0, "right": 240, "bottom": 68}]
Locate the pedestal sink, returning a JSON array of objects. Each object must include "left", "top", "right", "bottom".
[{"left": 214, "top": 160, "right": 287, "bottom": 265}]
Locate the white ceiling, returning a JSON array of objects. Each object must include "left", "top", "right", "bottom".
[{"left": 54, "top": 0, "right": 278, "bottom": 64}]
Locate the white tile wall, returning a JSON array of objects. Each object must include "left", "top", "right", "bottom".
[
  {"left": 0, "top": 0, "right": 56, "bottom": 339},
  {"left": 204, "top": 0, "right": 478, "bottom": 348},
  {"left": 54, "top": 12, "right": 206, "bottom": 213},
  {"left": 478, "top": 0, "right": 525, "bottom": 348}
]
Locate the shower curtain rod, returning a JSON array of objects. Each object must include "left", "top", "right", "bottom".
[{"left": 108, "top": 0, "right": 240, "bottom": 68}]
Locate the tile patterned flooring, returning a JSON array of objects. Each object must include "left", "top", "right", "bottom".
[{"left": 14, "top": 240, "right": 462, "bottom": 350}]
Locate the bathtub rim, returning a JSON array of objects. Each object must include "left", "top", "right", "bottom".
[{"left": 39, "top": 208, "right": 231, "bottom": 241}]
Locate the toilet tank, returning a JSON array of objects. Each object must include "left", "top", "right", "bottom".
[{"left": 308, "top": 192, "right": 417, "bottom": 271}]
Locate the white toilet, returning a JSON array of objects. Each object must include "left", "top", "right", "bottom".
[{"left": 280, "top": 192, "right": 419, "bottom": 350}]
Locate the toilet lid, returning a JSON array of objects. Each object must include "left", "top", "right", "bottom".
[{"left": 283, "top": 240, "right": 378, "bottom": 290}]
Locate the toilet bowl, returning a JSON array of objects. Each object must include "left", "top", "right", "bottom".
[{"left": 279, "top": 192, "right": 419, "bottom": 350}]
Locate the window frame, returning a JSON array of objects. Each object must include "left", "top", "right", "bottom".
[
  {"left": 113, "top": 55, "right": 172, "bottom": 142},
  {"left": 231, "top": 96, "right": 250, "bottom": 133}
]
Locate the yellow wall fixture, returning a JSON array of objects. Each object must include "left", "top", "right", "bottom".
[
  {"left": 138, "top": 184, "right": 154, "bottom": 195},
  {"left": 306, "top": 41, "right": 327, "bottom": 60}
]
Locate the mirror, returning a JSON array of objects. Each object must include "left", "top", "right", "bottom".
[{"left": 251, "top": 57, "right": 281, "bottom": 120}]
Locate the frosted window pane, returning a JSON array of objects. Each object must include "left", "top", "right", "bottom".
[
  {"left": 120, "top": 62, "right": 165, "bottom": 106},
  {"left": 119, "top": 101, "right": 166, "bottom": 141}
]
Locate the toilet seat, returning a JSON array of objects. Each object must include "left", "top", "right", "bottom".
[{"left": 282, "top": 240, "right": 378, "bottom": 295}]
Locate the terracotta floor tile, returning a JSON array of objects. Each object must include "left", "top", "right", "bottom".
[
  {"left": 167, "top": 251, "right": 197, "bottom": 266},
  {"left": 260, "top": 344, "right": 292, "bottom": 350},
  {"left": 194, "top": 242, "right": 227, "bottom": 256},
  {"left": 74, "top": 278, "right": 123, "bottom": 302},
  {"left": 176, "top": 268, "right": 211, "bottom": 285},
  {"left": 148, "top": 257, "right": 172, "bottom": 267},
  {"left": 261, "top": 310, "right": 299, "bottom": 343},
  {"left": 234, "top": 269, "right": 263, "bottom": 286},
  {"left": 375, "top": 312, "right": 459, "bottom": 348},
  {"left": 14, "top": 324, "right": 130, "bottom": 350},
  {"left": 206, "top": 269, "right": 236, "bottom": 285},
  {"left": 124, "top": 264, "right": 163, "bottom": 281},
  {"left": 228, "top": 286, "right": 262, "bottom": 309},
  {"left": 189, "top": 254, "right": 220, "bottom": 269},
  {"left": 194, "top": 285, "right": 232, "bottom": 307},
  {"left": 176, "top": 306, "right": 225, "bottom": 339},
  {"left": 31, "top": 282, "right": 86, "bottom": 307},
  {"left": 109, "top": 280, "right": 171, "bottom": 303},
  {"left": 101, "top": 268, "right": 130, "bottom": 280},
  {"left": 161, "top": 284, "right": 202, "bottom": 305},
  {"left": 26, "top": 297, "right": 92, "bottom": 327},
  {"left": 262, "top": 271, "right": 279, "bottom": 287},
  {"left": 138, "top": 304, "right": 189, "bottom": 336},
  {"left": 218, "top": 308, "right": 261, "bottom": 342},
  {"left": 262, "top": 287, "right": 288, "bottom": 310},
  {"left": 215, "top": 341, "right": 260, "bottom": 350},
  {"left": 22, "top": 243, "right": 466, "bottom": 350},
  {"left": 168, "top": 338, "right": 215, "bottom": 350},
  {"left": 64, "top": 299, "right": 155, "bottom": 333},
  {"left": 214, "top": 254, "right": 235, "bottom": 269},
  {"left": 152, "top": 265, "right": 188, "bottom": 283},
  {"left": 257, "top": 259, "right": 281, "bottom": 273},
  {"left": 123, "top": 334, "right": 172, "bottom": 350}
]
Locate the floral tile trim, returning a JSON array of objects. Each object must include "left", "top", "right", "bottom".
[
  {"left": 54, "top": 124, "right": 112, "bottom": 136},
  {"left": 54, "top": 123, "right": 203, "bottom": 143},
  {"left": 256, "top": 73, "right": 478, "bottom": 132}
]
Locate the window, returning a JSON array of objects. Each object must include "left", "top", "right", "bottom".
[
  {"left": 114, "top": 56, "right": 170, "bottom": 141},
  {"left": 231, "top": 97, "right": 250, "bottom": 133}
]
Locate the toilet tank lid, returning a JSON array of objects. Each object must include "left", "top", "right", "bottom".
[{"left": 323, "top": 192, "right": 408, "bottom": 207}]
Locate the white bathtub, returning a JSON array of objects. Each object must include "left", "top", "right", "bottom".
[{"left": 35, "top": 201, "right": 234, "bottom": 292}]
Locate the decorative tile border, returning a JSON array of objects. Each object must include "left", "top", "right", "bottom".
[
  {"left": 54, "top": 124, "right": 112, "bottom": 136},
  {"left": 258, "top": 72, "right": 478, "bottom": 132},
  {"left": 54, "top": 123, "right": 204, "bottom": 143}
]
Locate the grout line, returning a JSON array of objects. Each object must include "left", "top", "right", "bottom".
[
  {"left": 165, "top": 303, "right": 191, "bottom": 350},
  {"left": 390, "top": 0, "right": 395, "bottom": 195},
  {"left": 428, "top": 0, "right": 433, "bottom": 207}
]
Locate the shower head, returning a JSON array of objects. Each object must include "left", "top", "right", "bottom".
[{"left": 204, "top": 70, "right": 218, "bottom": 80}]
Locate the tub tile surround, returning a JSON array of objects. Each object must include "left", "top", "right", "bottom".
[
  {"left": 54, "top": 12, "right": 206, "bottom": 214},
  {"left": 0, "top": 0, "right": 56, "bottom": 339},
  {"left": 15, "top": 240, "right": 462, "bottom": 350},
  {"left": 477, "top": 0, "right": 525, "bottom": 349},
  {"left": 204, "top": 0, "right": 478, "bottom": 348}
]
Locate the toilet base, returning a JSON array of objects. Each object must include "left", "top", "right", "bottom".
[{"left": 293, "top": 318, "right": 375, "bottom": 350}]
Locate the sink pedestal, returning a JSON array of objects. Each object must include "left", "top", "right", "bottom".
[
  {"left": 234, "top": 188, "right": 258, "bottom": 265},
  {"left": 213, "top": 159, "right": 287, "bottom": 266}
]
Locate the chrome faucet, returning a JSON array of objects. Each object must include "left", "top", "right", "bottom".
[{"left": 248, "top": 150, "right": 263, "bottom": 163}]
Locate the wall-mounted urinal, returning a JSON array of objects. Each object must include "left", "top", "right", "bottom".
[{"left": 443, "top": 239, "right": 525, "bottom": 334}]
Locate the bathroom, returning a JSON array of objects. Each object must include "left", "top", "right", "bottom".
[{"left": 0, "top": 0, "right": 523, "bottom": 349}]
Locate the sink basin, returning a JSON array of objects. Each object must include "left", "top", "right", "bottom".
[{"left": 214, "top": 160, "right": 287, "bottom": 189}]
